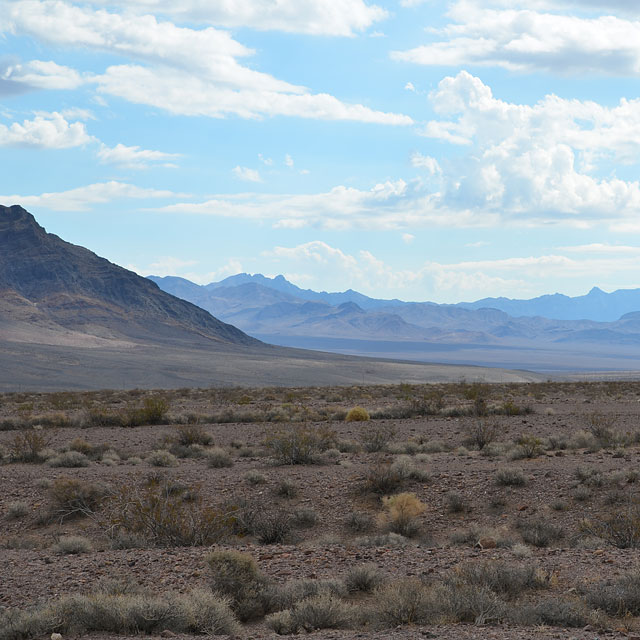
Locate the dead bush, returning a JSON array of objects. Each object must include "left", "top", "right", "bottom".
[
  {"left": 380, "top": 492, "right": 425, "bottom": 538},
  {"left": 9, "top": 428, "right": 50, "bottom": 463},
  {"left": 104, "top": 476, "right": 233, "bottom": 547},
  {"left": 47, "top": 477, "right": 109, "bottom": 522}
]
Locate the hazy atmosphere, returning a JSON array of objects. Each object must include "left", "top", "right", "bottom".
[{"left": 2, "top": 1, "right": 640, "bottom": 302}]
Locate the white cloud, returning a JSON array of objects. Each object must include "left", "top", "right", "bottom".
[
  {"left": 557, "top": 243, "right": 640, "bottom": 254},
  {"left": 420, "top": 71, "right": 640, "bottom": 224},
  {"left": 410, "top": 152, "right": 441, "bottom": 175},
  {"left": 0, "top": 181, "right": 179, "bottom": 211},
  {"left": 233, "top": 166, "right": 263, "bottom": 183},
  {"left": 284, "top": 154, "right": 294, "bottom": 167},
  {"left": 1, "top": 59, "right": 84, "bottom": 90},
  {"left": 0, "top": 111, "right": 93, "bottom": 148},
  {"left": 402, "top": 233, "right": 415, "bottom": 243},
  {"left": 98, "top": 143, "right": 180, "bottom": 169},
  {"left": 80, "top": 0, "right": 388, "bottom": 36},
  {"left": 260, "top": 240, "right": 640, "bottom": 301},
  {"left": 404, "top": 82, "right": 416, "bottom": 92},
  {"left": 1, "top": 1, "right": 409, "bottom": 125},
  {"left": 258, "top": 154, "right": 273, "bottom": 166},
  {"left": 391, "top": 1, "right": 640, "bottom": 75}
]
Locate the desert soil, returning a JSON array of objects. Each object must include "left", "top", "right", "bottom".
[{"left": 1, "top": 381, "right": 640, "bottom": 639}]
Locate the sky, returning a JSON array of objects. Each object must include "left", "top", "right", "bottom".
[{"left": 2, "top": 0, "right": 640, "bottom": 303}]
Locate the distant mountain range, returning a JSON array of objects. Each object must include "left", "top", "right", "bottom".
[
  {"left": 2, "top": 206, "right": 537, "bottom": 389},
  {"left": 149, "top": 273, "right": 640, "bottom": 372}
]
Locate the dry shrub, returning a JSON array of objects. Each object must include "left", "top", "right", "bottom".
[
  {"left": 122, "top": 395, "right": 170, "bottom": 427},
  {"left": 515, "top": 518, "right": 564, "bottom": 548},
  {"left": 380, "top": 492, "right": 425, "bottom": 538},
  {"left": 289, "top": 594, "right": 354, "bottom": 632},
  {"left": 205, "top": 447, "right": 233, "bottom": 468},
  {"left": 344, "top": 511, "right": 376, "bottom": 533},
  {"left": 207, "top": 550, "right": 269, "bottom": 622},
  {"left": 370, "top": 578, "right": 441, "bottom": 627},
  {"left": 54, "top": 535, "right": 93, "bottom": 554},
  {"left": 172, "top": 424, "right": 213, "bottom": 446},
  {"left": 345, "top": 565, "right": 386, "bottom": 593},
  {"left": 104, "top": 476, "right": 233, "bottom": 547},
  {"left": 146, "top": 449, "right": 178, "bottom": 467},
  {"left": 451, "top": 562, "right": 548, "bottom": 600},
  {"left": 585, "top": 572, "right": 640, "bottom": 616},
  {"left": 357, "top": 423, "right": 395, "bottom": 452},
  {"left": 345, "top": 406, "right": 370, "bottom": 422},
  {"left": 9, "top": 428, "right": 50, "bottom": 463},
  {"left": 47, "top": 450, "right": 90, "bottom": 468},
  {"left": 465, "top": 420, "right": 499, "bottom": 450},
  {"left": 495, "top": 468, "right": 527, "bottom": 486},
  {"left": 581, "top": 505, "right": 640, "bottom": 548},
  {"left": 361, "top": 460, "right": 405, "bottom": 495},
  {"left": 264, "top": 425, "right": 322, "bottom": 465},
  {"left": 48, "top": 477, "right": 108, "bottom": 522},
  {"left": 0, "top": 589, "right": 239, "bottom": 638}
]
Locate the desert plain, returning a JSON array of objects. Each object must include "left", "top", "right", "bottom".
[{"left": 2, "top": 380, "right": 640, "bottom": 640}]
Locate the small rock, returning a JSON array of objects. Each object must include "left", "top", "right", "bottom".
[{"left": 51, "top": 634, "right": 63, "bottom": 640}]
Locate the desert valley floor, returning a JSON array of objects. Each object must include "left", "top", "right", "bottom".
[{"left": 2, "top": 381, "right": 640, "bottom": 639}]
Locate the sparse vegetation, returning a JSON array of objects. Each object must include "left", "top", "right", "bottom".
[{"left": 4, "top": 381, "right": 640, "bottom": 636}]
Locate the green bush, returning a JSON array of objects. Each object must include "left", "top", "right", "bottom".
[{"left": 264, "top": 425, "right": 322, "bottom": 465}]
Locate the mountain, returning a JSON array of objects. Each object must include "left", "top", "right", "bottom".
[
  {"left": 1, "top": 206, "right": 542, "bottom": 390},
  {"left": 0, "top": 205, "right": 255, "bottom": 346},
  {"left": 150, "top": 272, "right": 640, "bottom": 373},
  {"left": 457, "top": 286, "right": 640, "bottom": 322},
  {"left": 204, "top": 273, "right": 399, "bottom": 310}
]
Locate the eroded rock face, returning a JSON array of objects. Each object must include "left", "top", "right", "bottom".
[{"left": 0, "top": 204, "right": 257, "bottom": 346}]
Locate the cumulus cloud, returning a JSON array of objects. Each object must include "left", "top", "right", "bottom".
[
  {"left": 152, "top": 71, "right": 640, "bottom": 231},
  {"left": 1, "top": 59, "right": 84, "bottom": 90},
  {"left": 1, "top": 1, "right": 409, "bottom": 124},
  {"left": 0, "top": 111, "right": 93, "bottom": 148},
  {"left": 98, "top": 143, "right": 180, "bottom": 169},
  {"left": 261, "top": 240, "right": 640, "bottom": 301},
  {"left": 80, "top": 0, "right": 387, "bottom": 36},
  {"left": 421, "top": 71, "right": 640, "bottom": 224},
  {"left": 0, "top": 181, "right": 179, "bottom": 211},
  {"left": 391, "top": 0, "right": 640, "bottom": 75},
  {"left": 232, "top": 166, "right": 263, "bottom": 183}
]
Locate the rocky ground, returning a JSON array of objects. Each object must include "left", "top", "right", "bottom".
[{"left": 2, "top": 381, "right": 640, "bottom": 639}]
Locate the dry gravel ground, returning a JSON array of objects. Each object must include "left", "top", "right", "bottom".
[{"left": 2, "top": 381, "right": 640, "bottom": 639}]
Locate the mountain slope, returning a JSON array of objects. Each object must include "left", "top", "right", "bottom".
[{"left": 0, "top": 205, "right": 256, "bottom": 346}]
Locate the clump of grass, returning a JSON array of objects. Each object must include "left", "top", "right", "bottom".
[
  {"left": 47, "top": 450, "right": 90, "bottom": 468},
  {"left": 205, "top": 447, "right": 233, "bottom": 468},
  {"left": 292, "top": 507, "right": 317, "bottom": 529},
  {"left": 585, "top": 572, "right": 640, "bottom": 616},
  {"left": 54, "top": 535, "right": 93, "bottom": 554},
  {"left": 244, "top": 470, "right": 267, "bottom": 485},
  {"left": 274, "top": 479, "right": 298, "bottom": 498},
  {"left": 445, "top": 491, "right": 471, "bottom": 514},
  {"left": 146, "top": 449, "right": 178, "bottom": 467},
  {"left": 355, "top": 532, "right": 408, "bottom": 548},
  {"left": 515, "top": 518, "right": 564, "bottom": 548},
  {"left": 5, "top": 501, "right": 29, "bottom": 520},
  {"left": 369, "top": 578, "right": 440, "bottom": 627},
  {"left": 345, "top": 564, "right": 386, "bottom": 593},
  {"left": 344, "top": 511, "right": 376, "bottom": 533},
  {"left": 0, "top": 588, "right": 239, "bottom": 636},
  {"left": 495, "top": 468, "right": 527, "bottom": 486}
]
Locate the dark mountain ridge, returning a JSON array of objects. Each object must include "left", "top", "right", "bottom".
[{"left": 0, "top": 205, "right": 255, "bottom": 346}]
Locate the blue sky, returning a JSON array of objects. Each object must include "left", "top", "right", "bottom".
[{"left": 2, "top": 0, "right": 640, "bottom": 303}]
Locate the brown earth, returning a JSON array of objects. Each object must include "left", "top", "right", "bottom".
[{"left": 1, "top": 381, "right": 640, "bottom": 639}]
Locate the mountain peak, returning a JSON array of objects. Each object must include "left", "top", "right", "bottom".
[{"left": 588, "top": 286, "right": 605, "bottom": 295}]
